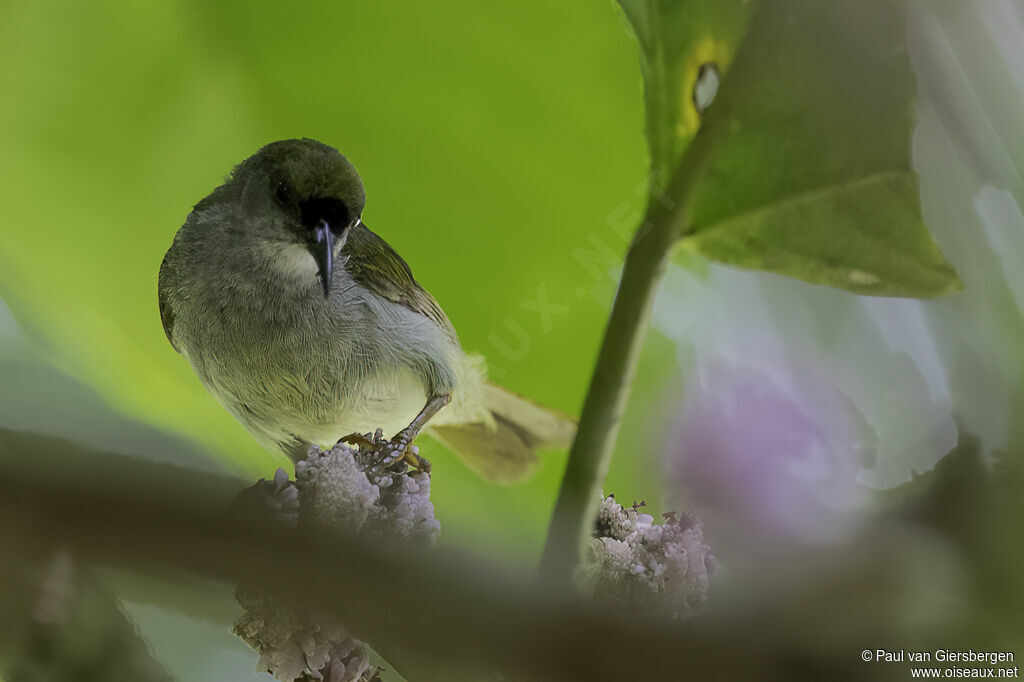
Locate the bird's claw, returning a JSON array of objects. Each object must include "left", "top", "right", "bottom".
[
  {"left": 377, "top": 430, "right": 431, "bottom": 474},
  {"left": 381, "top": 429, "right": 411, "bottom": 465},
  {"left": 408, "top": 449, "right": 432, "bottom": 474},
  {"left": 337, "top": 428, "right": 384, "bottom": 450},
  {"left": 339, "top": 428, "right": 430, "bottom": 474}
]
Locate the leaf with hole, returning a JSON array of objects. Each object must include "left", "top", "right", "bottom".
[
  {"left": 617, "top": 0, "right": 759, "bottom": 185},
  {"left": 623, "top": 0, "right": 963, "bottom": 298}
]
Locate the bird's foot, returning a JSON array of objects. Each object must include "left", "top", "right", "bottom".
[
  {"left": 233, "top": 467, "right": 300, "bottom": 527},
  {"left": 339, "top": 428, "right": 431, "bottom": 475},
  {"left": 405, "top": 447, "right": 432, "bottom": 474},
  {"left": 376, "top": 429, "right": 431, "bottom": 474},
  {"left": 337, "top": 428, "right": 385, "bottom": 450},
  {"left": 396, "top": 428, "right": 432, "bottom": 472}
]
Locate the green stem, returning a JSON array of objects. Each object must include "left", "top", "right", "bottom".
[{"left": 537, "top": 129, "right": 714, "bottom": 584}]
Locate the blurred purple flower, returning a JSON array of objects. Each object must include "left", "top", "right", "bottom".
[{"left": 666, "top": 364, "right": 871, "bottom": 558}]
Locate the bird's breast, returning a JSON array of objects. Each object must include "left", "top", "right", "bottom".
[{"left": 179, "top": 274, "right": 456, "bottom": 448}]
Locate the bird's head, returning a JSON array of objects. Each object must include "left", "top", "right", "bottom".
[{"left": 231, "top": 138, "right": 366, "bottom": 296}]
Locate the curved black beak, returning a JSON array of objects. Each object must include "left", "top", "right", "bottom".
[{"left": 310, "top": 219, "right": 334, "bottom": 297}]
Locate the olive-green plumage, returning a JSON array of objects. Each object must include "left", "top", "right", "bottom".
[{"left": 159, "top": 138, "right": 573, "bottom": 481}]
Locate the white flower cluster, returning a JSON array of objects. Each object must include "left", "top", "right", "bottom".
[
  {"left": 584, "top": 495, "right": 716, "bottom": 618},
  {"left": 296, "top": 442, "right": 440, "bottom": 548},
  {"left": 234, "top": 440, "right": 439, "bottom": 682},
  {"left": 234, "top": 589, "right": 373, "bottom": 682}
]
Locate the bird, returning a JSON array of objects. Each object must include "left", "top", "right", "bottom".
[{"left": 158, "top": 138, "right": 574, "bottom": 481}]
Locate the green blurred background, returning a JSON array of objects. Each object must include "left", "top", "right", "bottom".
[
  {"left": 3, "top": 0, "right": 1023, "bottom": 679},
  {"left": 0, "top": 0, "right": 673, "bottom": 559}
]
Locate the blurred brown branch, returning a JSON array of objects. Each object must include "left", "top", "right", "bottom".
[{"left": 1, "top": 429, "right": 1018, "bottom": 682}]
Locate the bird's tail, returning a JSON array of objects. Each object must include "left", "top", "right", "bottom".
[{"left": 429, "top": 382, "right": 575, "bottom": 483}]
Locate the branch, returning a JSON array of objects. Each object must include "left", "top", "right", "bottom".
[
  {"left": 0, "top": 430, "right": 884, "bottom": 682},
  {"left": 538, "top": 127, "right": 715, "bottom": 584}
]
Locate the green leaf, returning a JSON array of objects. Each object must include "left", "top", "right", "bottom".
[
  {"left": 627, "top": 0, "right": 963, "bottom": 298},
  {"left": 617, "top": 0, "right": 759, "bottom": 185}
]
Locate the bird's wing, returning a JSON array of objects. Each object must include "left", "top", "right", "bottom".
[
  {"left": 157, "top": 253, "right": 180, "bottom": 353},
  {"left": 342, "top": 222, "right": 458, "bottom": 342}
]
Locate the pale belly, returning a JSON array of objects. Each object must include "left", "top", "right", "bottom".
[
  {"left": 292, "top": 364, "right": 429, "bottom": 445},
  {"left": 198, "top": 348, "right": 433, "bottom": 452}
]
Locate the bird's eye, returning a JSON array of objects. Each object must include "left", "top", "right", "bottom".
[{"left": 274, "top": 182, "right": 291, "bottom": 205}]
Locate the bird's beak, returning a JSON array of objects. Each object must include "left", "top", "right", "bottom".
[{"left": 311, "top": 219, "right": 334, "bottom": 297}]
